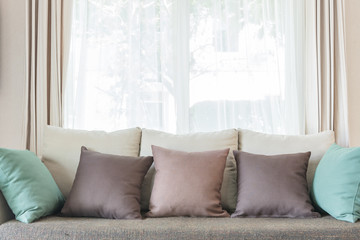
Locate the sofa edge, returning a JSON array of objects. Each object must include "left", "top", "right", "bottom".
[{"left": 0, "top": 191, "right": 14, "bottom": 225}]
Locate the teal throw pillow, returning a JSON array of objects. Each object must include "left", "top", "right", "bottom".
[
  {"left": 312, "top": 143, "right": 360, "bottom": 223},
  {"left": 0, "top": 148, "right": 65, "bottom": 223}
]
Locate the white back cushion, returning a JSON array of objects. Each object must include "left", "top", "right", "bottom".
[
  {"left": 42, "top": 126, "right": 141, "bottom": 198},
  {"left": 140, "top": 128, "right": 239, "bottom": 212},
  {"left": 239, "top": 129, "right": 335, "bottom": 190}
]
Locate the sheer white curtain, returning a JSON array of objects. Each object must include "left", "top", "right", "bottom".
[
  {"left": 188, "top": 0, "right": 305, "bottom": 134},
  {"left": 64, "top": 0, "right": 305, "bottom": 135},
  {"left": 65, "top": 0, "right": 177, "bottom": 132}
]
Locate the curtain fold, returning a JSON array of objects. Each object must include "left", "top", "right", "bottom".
[
  {"left": 25, "top": 0, "right": 72, "bottom": 155},
  {"left": 305, "top": 0, "right": 349, "bottom": 146}
]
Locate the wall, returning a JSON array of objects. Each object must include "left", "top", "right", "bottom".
[
  {"left": 0, "top": 1, "right": 26, "bottom": 149},
  {"left": 345, "top": 0, "right": 360, "bottom": 147}
]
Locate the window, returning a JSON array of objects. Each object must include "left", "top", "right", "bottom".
[{"left": 64, "top": 0, "right": 305, "bottom": 134}]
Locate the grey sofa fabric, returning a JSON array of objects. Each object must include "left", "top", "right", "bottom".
[{"left": 0, "top": 216, "right": 359, "bottom": 240}]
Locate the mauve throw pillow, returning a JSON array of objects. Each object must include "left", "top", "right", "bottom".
[
  {"left": 147, "top": 146, "right": 230, "bottom": 217},
  {"left": 231, "top": 151, "right": 320, "bottom": 218},
  {"left": 61, "top": 147, "right": 153, "bottom": 219}
]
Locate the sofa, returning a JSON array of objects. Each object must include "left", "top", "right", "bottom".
[{"left": 0, "top": 126, "right": 359, "bottom": 240}]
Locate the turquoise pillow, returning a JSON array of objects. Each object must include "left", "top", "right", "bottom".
[
  {"left": 312, "top": 143, "right": 360, "bottom": 223},
  {"left": 0, "top": 148, "right": 64, "bottom": 223}
]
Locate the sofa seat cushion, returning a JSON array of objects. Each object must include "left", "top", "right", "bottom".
[{"left": 0, "top": 216, "right": 359, "bottom": 240}]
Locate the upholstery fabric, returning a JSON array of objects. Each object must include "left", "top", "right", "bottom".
[
  {"left": 140, "top": 128, "right": 238, "bottom": 212},
  {"left": 0, "top": 216, "right": 359, "bottom": 240},
  {"left": 232, "top": 151, "right": 320, "bottom": 218},
  {"left": 238, "top": 129, "right": 335, "bottom": 191},
  {"left": 42, "top": 126, "right": 141, "bottom": 198},
  {"left": 61, "top": 147, "right": 153, "bottom": 219},
  {"left": 147, "top": 146, "right": 229, "bottom": 217},
  {"left": 0, "top": 192, "right": 13, "bottom": 225}
]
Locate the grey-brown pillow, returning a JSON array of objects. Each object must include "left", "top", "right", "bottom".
[
  {"left": 61, "top": 147, "right": 153, "bottom": 219},
  {"left": 146, "top": 146, "right": 230, "bottom": 217},
  {"left": 231, "top": 150, "right": 320, "bottom": 218}
]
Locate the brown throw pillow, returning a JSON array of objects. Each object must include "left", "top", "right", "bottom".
[
  {"left": 61, "top": 146, "right": 153, "bottom": 219},
  {"left": 231, "top": 150, "right": 320, "bottom": 218},
  {"left": 147, "top": 145, "right": 230, "bottom": 217}
]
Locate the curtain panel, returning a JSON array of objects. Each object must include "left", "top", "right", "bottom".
[
  {"left": 305, "top": 0, "right": 349, "bottom": 147},
  {"left": 25, "top": 0, "right": 72, "bottom": 154},
  {"left": 26, "top": 0, "right": 348, "bottom": 148},
  {"left": 64, "top": 0, "right": 306, "bottom": 135}
]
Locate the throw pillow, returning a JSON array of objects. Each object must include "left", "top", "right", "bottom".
[
  {"left": 61, "top": 147, "right": 153, "bottom": 219},
  {"left": 238, "top": 129, "right": 335, "bottom": 192},
  {"left": 0, "top": 148, "right": 64, "bottom": 223},
  {"left": 42, "top": 126, "right": 142, "bottom": 198},
  {"left": 140, "top": 128, "right": 238, "bottom": 212},
  {"left": 312, "top": 144, "right": 360, "bottom": 223},
  {"left": 231, "top": 150, "right": 320, "bottom": 218},
  {"left": 146, "top": 145, "right": 230, "bottom": 217}
]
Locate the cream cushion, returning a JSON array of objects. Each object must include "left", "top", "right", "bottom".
[
  {"left": 42, "top": 126, "right": 141, "bottom": 198},
  {"left": 238, "top": 129, "right": 335, "bottom": 190},
  {"left": 140, "top": 128, "right": 238, "bottom": 212}
]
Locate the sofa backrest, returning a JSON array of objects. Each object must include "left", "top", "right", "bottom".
[
  {"left": 41, "top": 126, "right": 335, "bottom": 210},
  {"left": 42, "top": 126, "right": 142, "bottom": 198},
  {"left": 238, "top": 129, "right": 335, "bottom": 191}
]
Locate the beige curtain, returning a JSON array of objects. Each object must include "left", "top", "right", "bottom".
[
  {"left": 25, "top": 0, "right": 72, "bottom": 155},
  {"left": 305, "top": 0, "right": 349, "bottom": 147}
]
